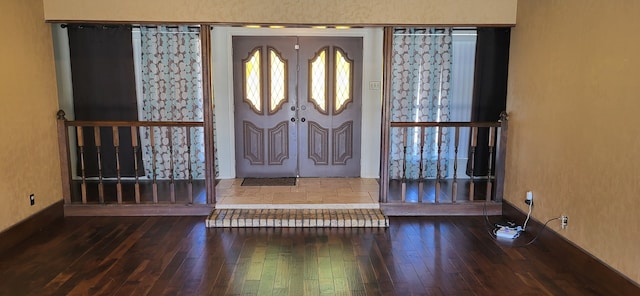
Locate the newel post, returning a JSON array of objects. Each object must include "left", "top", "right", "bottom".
[
  {"left": 494, "top": 111, "right": 509, "bottom": 202},
  {"left": 200, "top": 24, "right": 217, "bottom": 205},
  {"left": 57, "top": 110, "right": 72, "bottom": 204}
]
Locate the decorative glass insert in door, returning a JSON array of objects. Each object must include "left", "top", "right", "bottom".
[
  {"left": 309, "top": 48, "right": 328, "bottom": 114},
  {"left": 334, "top": 48, "right": 352, "bottom": 114},
  {"left": 268, "top": 48, "right": 287, "bottom": 114},
  {"left": 243, "top": 48, "right": 262, "bottom": 114},
  {"left": 243, "top": 47, "right": 288, "bottom": 115}
]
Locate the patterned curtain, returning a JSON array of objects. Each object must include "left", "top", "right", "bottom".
[
  {"left": 139, "top": 26, "right": 205, "bottom": 179},
  {"left": 389, "top": 28, "right": 453, "bottom": 179}
]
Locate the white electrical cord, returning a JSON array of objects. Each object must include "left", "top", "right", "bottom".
[{"left": 522, "top": 201, "right": 533, "bottom": 231}]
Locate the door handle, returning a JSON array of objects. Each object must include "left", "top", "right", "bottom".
[
  {"left": 291, "top": 117, "right": 296, "bottom": 122},
  {"left": 300, "top": 117, "right": 306, "bottom": 122}
]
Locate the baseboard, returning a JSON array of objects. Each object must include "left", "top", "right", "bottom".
[
  {"left": 0, "top": 200, "right": 64, "bottom": 254},
  {"left": 64, "top": 204, "right": 215, "bottom": 216},
  {"left": 382, "top": 201, "right": 501, "bottom": 216},
  {"left": 503, "top": 201, "right": 640, "bottom": 293}
]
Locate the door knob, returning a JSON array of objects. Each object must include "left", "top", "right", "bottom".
[
  {"left": 300, "top": 117, "right": 306, "bottom": 122},
  {"left": 291, "top": 117, "right": 296, "bottom": 122}
]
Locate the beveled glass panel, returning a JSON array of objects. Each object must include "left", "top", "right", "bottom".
[
  {"left": 309, "top": 48, "right": 328, "bottom": 114},
  {"left": 244, "top": 48, "right": 262, "bottom": 113},
  {"left": 334, "top": 48, "right": 352, "bottom": 114},
  {"left": 269, "top": 48, "right": 287, "bottom": 114}
]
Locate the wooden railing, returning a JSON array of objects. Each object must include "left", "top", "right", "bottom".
[
  {"left": 56, "top": 110, "right": 216, "bottom": 216},
  {"left": 381, "top": 112, "right": 508, "bottom": 215}
]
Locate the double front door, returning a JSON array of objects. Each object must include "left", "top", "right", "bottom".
[{"left": 233, "top": 36, "right": 362, "bottom": 178}]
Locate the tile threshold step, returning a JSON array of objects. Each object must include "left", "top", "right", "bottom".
[
  {"left": 206, "top": 208, "right": 388, "bottom": 228},
  {"left": 214, "top": 203, "right": 380, "bottom": 209}
]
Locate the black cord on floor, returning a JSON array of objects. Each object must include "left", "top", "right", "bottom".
[
  {"left": 511, "top": 217, "right": 561, "bottom": 248},
  {"left": 483, "top": 200, "right": 498, "bottom": 238}
]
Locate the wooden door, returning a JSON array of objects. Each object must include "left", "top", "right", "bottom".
[
  {"left": 297, "top": 37, "right": 362, "bottom": 177},
  {"left": 233, "top": 37, "right": 298, "bottom": 177},
  {"left": 233, "top": 36, "right": 362, "bottom": 178}
]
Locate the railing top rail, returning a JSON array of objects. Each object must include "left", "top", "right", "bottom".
[
  {"left": 390, "top": 121, "right": 501, "bottom": 128},
  {"left": 65, "top": 120, "right": 204, "bottom": 127}
]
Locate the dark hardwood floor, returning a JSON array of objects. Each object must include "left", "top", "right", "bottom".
[{"left": 0, "top": 216, "right": 636, "bottom": 295}]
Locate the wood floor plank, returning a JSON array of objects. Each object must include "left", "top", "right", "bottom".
[
  {"left": 257, "top": 254, "right": 278, "bottom": 295},
  {"left": 228, "top": 256, "right": 251, "bottom": 294},
  {"left": 0, "top": 216, "right": 637, "bottom": 295},
  {"left": 317, "top": 278, "right": 335, "bottom": 295},
  {"left": 210, "top": 263, "right": 235, "bottom": 295},
  {"left": 303, "top": 244, "right": 319, "bottom": 281},
  {"left": 303, "top": 279, "right": 320, "bottom": 296},
  {"left": 241, "top": 279, "right": 260, "bottom": 295},
  {"left": 274, "top": 253, "right": 291, "bottom": 290},
  {"left": 246, "top": 242, "right": 266, "bottom": 281}
]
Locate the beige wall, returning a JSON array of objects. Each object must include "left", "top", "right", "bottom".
[
  {"left": 0, "top": 0, "right": 61, "bottom": 231},
  {"left": 42, "top": 0, "right": 517, "bottom": 25},
  {"left": 506, "top": 0, "right": 640, "bottom": 284}
]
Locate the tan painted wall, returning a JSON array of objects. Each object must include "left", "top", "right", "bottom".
[
  {"left": 0, "top": 0, "right": 61, "bottom": 231},
  {"left": 506, "top": 0, "right": 640, "bottom": 284},
  {"left": 42, "top": 0, "right": 517, "bottom": 25}
]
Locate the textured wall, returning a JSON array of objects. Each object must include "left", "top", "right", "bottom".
[
  {"left": 42, "top": 0, "right": 517, "bottom": 25},
  {"left": 0, "top": 0, "right": 61, "bottom": 231},
  {"left": 506, "top": 0, "right": 640, "bottom": 284}
]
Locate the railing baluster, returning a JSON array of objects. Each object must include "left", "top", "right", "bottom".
[
  {"left": 60, "top": 117, "right": 206, "bottom": 206},
  {"left": 150, "top": 127, "right": 158, "bottom": 203},
  {"left": 131, "top": 126, "right": 141, "bottom": 204},
  {"left": 113, "top": 126, "right": 122, "bottom": 204},
  {"left": 452, "top": 127, "right": 460, "bottom": 203},
  {"left": 186, "top": 127, "right": 193, "bottom": 204},
  {"left": 435, "top": 127, "right": 443, "bottom": 203},
  {"left": 418, "top": 127, "right": 425, "bottom": 203},
  {"left": 469, "top": 127, "right": 478, "bottom": 201},
  {"left": 94, "top": 126, "right": 104, "bottom": 203},
  {"left": 401, "top": 127, "right": 408, "bottom": 203},
  {"left": 77, "top": 127, "right": 87, "bottom": 204},
  {"left": 486, "top": 126, "right": 496, "bottom": 201},
  {"left": 169, "top": 127, "right": 175, "bottom": 204}
]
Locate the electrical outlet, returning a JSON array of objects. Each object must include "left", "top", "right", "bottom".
[
  {"left": 524, "top": 191, "right": 533, "bottom": 205},
  {"left": 29, "top": 194, "right": 35, "bottom": 206},
  {"left": 561, "top": 215, "right": 568, "bottom": 229}
]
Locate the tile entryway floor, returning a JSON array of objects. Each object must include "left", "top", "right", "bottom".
[
  {"left": 210, "top": 178, "right": 387, "bottom": 228},
  {"left": 215, "top": 178, "right": 380, "bottom": 209}
]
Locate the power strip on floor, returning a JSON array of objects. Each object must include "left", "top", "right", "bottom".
[{"left": 496, "top": 226, "right": 521, "bottom": 239}]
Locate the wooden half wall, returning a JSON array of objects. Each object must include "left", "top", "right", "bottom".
[{"left": 42, "top": 0, "right": 517, "bottom": 26}]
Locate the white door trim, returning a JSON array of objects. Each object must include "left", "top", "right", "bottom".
[{"left": 212, "top": 27, "right": 383, "bottom": 179}]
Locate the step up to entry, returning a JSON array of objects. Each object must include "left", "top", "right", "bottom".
[{"left": 206, "top": 209, "right": 388, "bottom": 228}]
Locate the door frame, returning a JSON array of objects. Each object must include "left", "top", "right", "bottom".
[{"left": 212, "top": 27, "right": 383, "bottom": 179}]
